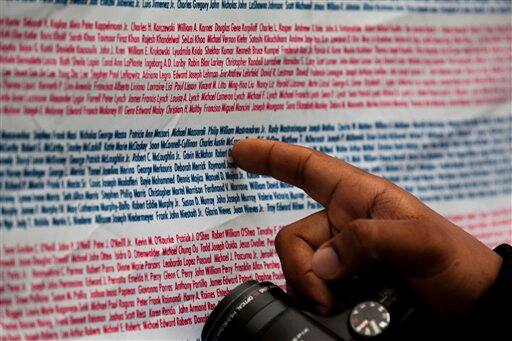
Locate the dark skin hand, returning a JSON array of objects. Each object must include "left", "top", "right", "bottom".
[{"left": 231, "top": 139, "right": 502, "bottom": 318}]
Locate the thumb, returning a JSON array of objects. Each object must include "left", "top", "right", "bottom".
[{"left": 311, "top": 219, "right": 453, "bottom": 281}]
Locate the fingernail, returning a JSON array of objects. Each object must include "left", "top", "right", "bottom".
[{"left": 312, "top": 247, "right": 339, "bottom": 279}]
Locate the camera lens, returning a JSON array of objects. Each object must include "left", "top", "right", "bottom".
[{"left": 202, "top": 281, "right": 339, "bottom": 341}]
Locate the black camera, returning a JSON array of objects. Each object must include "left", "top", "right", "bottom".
[{"left": 202, "top": 274, "right": 419, "bottom": 340}]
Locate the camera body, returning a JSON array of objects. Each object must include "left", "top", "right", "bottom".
[{"left": 202, "top": 272, "right": 419, "bottom": 340}]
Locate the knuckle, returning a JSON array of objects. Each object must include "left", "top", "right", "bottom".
[
  {"left": 369, "top": 182, "right": 425, "bottom": 220},
  {"left": 374, "top": 178, "right": 407, "bottom": 199},
  {"left": 274, "top": 226, "right": 292, "bottom": 253},
  {"left": 365, "top": 174, "right": 392, "bottom": 192}
]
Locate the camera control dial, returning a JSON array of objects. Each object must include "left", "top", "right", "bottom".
[{"left": 349, "top": 301, "right": 390, "bottom": 337}]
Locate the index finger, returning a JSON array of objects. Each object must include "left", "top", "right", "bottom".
[{"left": 231, "top": 139, "right": 387, "bottom": 219}]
